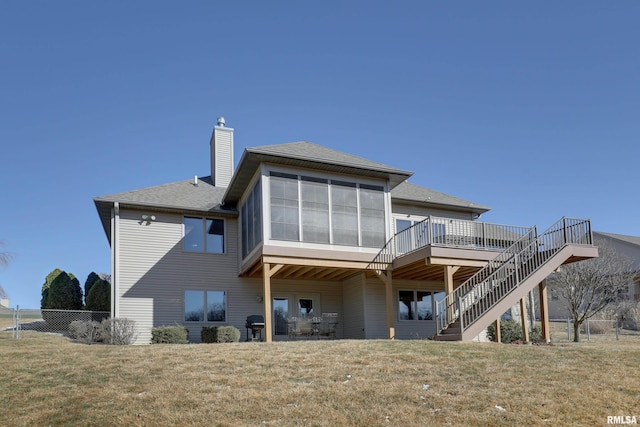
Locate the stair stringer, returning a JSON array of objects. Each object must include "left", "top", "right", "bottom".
[{"left": 459, "top": 244, "right": 598, "bottom": 342}]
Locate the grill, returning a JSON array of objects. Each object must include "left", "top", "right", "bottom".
[{"left": 245, "top": 315, "right": 265, "bottom": 342}]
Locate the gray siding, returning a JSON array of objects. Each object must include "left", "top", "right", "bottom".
[
  {"left": 392, "top": 203, "right": 475, "bottom": 221},
  {"left": 363, "top": 279, "right": 387, "bottom": 339},
  {"left": 363, "top": 277, "right": 442, "bottom": 340},
  {"left": 342, "top": 274, "right": 365, "bottom": 339},
  {"left": 212, "top": 127, "right": 234, "bottom": 188},
  {"left": 117, "top": 208, "right": 264, "bottom": 344}
]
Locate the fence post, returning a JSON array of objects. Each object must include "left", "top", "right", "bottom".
[
  {"left": 586, "top": 320, "right": 590, "bottom": 342},
  {"left": 616, "top": 322, "right": 620, "bottom": 341}
]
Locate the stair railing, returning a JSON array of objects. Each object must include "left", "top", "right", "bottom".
[{"left": 436, "top": 217, "right": 593, "bottom": 335}]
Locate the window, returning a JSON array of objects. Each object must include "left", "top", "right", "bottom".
[
  {"left": 359, "top": 184, "right": 385, "bottom": 247},
  {"left": 331, "top": 181, "right": 358, "bottom": 246},
  {"left": 270, "top": 172, "right": 299, "bottom": 241},
  {"left": 241, "top": 180, "right": 263, "bottom": 258},
  {"left": 301, "top": 177, "right": 330, "bottom": 243},
  {"left": 184, "top": 290, "right": 226, "bottom": 322},
  {"left": 399, "top": 290, "right": 434, "bottom": 320},
  {"left": 184, "top": 217, "right": 224, "bottom": 253},
  {"left": 269, "top": 172, "right": 387, "bottom": 247}
]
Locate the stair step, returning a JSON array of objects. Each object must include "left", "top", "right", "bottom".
[{"left": 433, "top": 333, "right": 462, "bottom": 341}]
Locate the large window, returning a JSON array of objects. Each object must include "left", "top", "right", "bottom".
[
  {"left": 269, "top": 172, "right": 387, "bottom": 247},
  {"left": 184, "top": 290, "right": 226, "bottom": 322},
  {"left": 398, "top": 290, "right": 434, "bottom": 321},
  {"left": 301, "top": 177, "right": 330, "bottom": 243},
  {"left": 359, "top": 184, "right": 386, "bottom": 247},
  {"left": 241, "top": 180, "right": 263, "bottom": 258},
  {"left": 270, "top": 172, "right": 300, "bottom": 241},
  {"left": 331, "top": 181, "right": 358, "bottom": 246},
  {"left": 184, "top": 217, "right": 224, "bottom": 253}
]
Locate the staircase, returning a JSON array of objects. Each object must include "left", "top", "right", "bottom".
[{"left": 434, "top": 217, "right": 595, "bottom": 341}]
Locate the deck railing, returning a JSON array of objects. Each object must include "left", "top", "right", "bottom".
[
  {"left": 367, "top": 216, "right": 532, "bottom": 272},
  {"left": 435, "top": 217, "right": 593, "bottom": 335}
]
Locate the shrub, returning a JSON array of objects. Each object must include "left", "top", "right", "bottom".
[
  {"left": 68, "top": 320, "right": 102, "bottom": 344},
  {"left": 151, "top": 325, "right": 189, "bottom": 344},
  {"left": 45, "top": 271, "right": 83, "bottom": 310},
  {"left": 101, "top": 318, "right": 136, "bottom": 345},
  {"left": 487, "top": 319, "right": 543, "bottom": 344},
  {"left": 86, "top": 279, "right": 110, "bottom": 311},
  {"left": 202, "top": 326, "right": 240, "bottom": 343}
]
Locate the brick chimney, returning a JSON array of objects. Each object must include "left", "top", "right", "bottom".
[{"left": 209, "top": 117, "right": 234, "bottom": 188}]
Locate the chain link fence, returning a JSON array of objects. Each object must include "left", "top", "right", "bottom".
[
  {"left": 2, "top": 306, "right": 110, "bottom": 338},
  {"left": 548, "top": 318, "right": 640, "bottom": 342}
]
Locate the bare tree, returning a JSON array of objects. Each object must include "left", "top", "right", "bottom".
[
  {"left": 0, "top": 241, "right": 12, "bottom": 267},
  {"left": 548, "top": 243, "right": 635, "bottom": 342}
]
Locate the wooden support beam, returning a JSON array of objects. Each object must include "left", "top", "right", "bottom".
[
  {"left": 444, "top": 265, "right": 461, "bottom": 323},
  {"left": 383, "top": 270, "right": 395, "bottom": 340},
  {"left": 538, "top": 281, "right": 551, "bottom": 343},
  {"left": 520, "top": 297, "right": 530, "bottom": 343},
  {"left": 262, "top": 263, "right": 277, "bottom": 343},
  {"left": 427, "top": 257, "right": 488, "bottom": 268},
  {"left": 495, "top": 318, "right": 501, "bottom": 343}
]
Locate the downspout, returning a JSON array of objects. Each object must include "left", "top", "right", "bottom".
[{"left": 111, "top": 202, "right": 119, "bottom": 318}]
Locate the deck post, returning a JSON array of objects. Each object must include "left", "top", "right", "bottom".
[
  {"left": 263, "top": 263, "right": 273, "bottom": 343},
  {"left": 519, "top": 297, "right": 530, "bottom": 343},
  {"left": 444, "top": 265, "right": 460, "bottom": 324},
  {"left": 495, "top": 318, "right": 501, "bottom": 343},
  {"left": 538, "top": 281, "right": 551, "bottom": 343},
  {"left": 382, "top": 271, "right": 395, "bottom": 339}
]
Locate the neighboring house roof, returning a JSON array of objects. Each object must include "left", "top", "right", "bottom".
[
  {"left": 223, "top": 141, "right": 414, "bottom": 205},
  {"left": 594, "top": 231, "right": 640, "bottom": 247},
  {"left": 94, "top": 176, "right": 235, "bottom": 242},
  {"left": 391, "top": 181, "right": 491, "bottom": 215}
]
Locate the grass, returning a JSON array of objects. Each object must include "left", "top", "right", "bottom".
[{"left": 1, "top": 330, "right": 639, "bottom": 426}]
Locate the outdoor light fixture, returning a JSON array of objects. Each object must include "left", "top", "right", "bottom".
[
  {"left": 141, "top": 215, "right": 156, "bottom": 225},
  {"left": 256, "top": 295, "right": 264, "bottom": 303}
]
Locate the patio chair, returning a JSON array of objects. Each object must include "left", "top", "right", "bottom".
[{"left": 319, "top": 313, "right": 338, "bottom": 339}]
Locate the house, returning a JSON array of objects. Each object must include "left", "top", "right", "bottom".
[
  {"left": 547, "top": 231, "right": 640, "bottom": 320},
  {"left": 94, "top": 118, "right": 598, "bottom": 344}
]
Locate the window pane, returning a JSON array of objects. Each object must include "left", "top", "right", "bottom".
[
  {"left": 398, "top": 290, "right": 414, "bottom": 320},
  {"left": 298, "top": 298, "right": 314, "bottom": 318},
  {"left": 253, "top": 181, "right": 263, "bottom": 248},
  {"left": 271, "top": 174, "right": 299, "bottom": 240},
  {"left": 184, "top": 217, "right": 203, "bottom": 252},
  {"left": 331, "top": 182, "right": 358, "bottom": 246},
  {"left": 360, "top": 187, "right": 385, "bottom": 247},
  {"left": 301, "top": 177, "right": 329, "bottom": 243},
  {"left": 273, "top": 297, "right": 289, "bottom": 336},
  {"left": 185, "top": 290, "right": 204, "bottom": 321},
  {"left": 417, "top": 291, "right": 433, "bottom": 320},
  {"left": 241, "top": 204, "right": 248, "bottom": 258},
  {"left": 205, "top": 219, "right": 224, "bottom": 253},
  {"left": 207, "top": 291, "right": 226, "bottom": 321}
]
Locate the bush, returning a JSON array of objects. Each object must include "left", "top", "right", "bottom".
[
  {"left": 101, "top": 318, "right": 136, "bottom": 345},
  {"left": 487, "top": 319, "right": 542, "bottom": 344},
  {"left": 45, "top": 271, "right": 83, "bottom": 310},
  {"left": 202, "top": 326, "right": 240, "bottom": 343},
  {"left": 86, "top": 279, "right": 110, "bottom": 311},
  {"left": 68, "top": 320, "right": 103, "bottom": 344},
  {"left": 151, "top": 325, "right": 189, "bottom": 344}
]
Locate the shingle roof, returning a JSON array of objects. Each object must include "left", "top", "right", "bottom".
[
  {"left": 594, "top": 231, "right": 640, "bottom": 247},
  {"left": 391, "top": 181, "right": 491, "bottom": 214},
  {"left": 223, "top": 141, "right": 413, "bottom": 205},
  {"left": 251, "top": 141, "right": 411, "bottom": 175},
  {"left": 94, "top": 176, "right": 235, "bottom": 242}
]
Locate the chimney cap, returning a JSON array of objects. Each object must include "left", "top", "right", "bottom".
[{"left": 217, "top": 117, "right": 225, "bottom": 127}]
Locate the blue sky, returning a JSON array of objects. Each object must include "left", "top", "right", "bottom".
[{"left": 1, "top": 2, "right": 638, "bottom": 308}]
